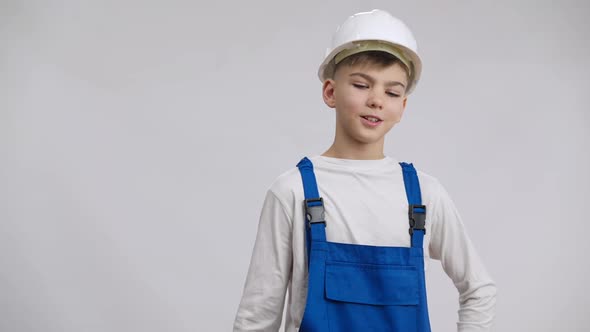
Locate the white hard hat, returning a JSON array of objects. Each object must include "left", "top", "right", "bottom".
[{"left": 318, "top": 9, "right": 422, "bottom": 95}]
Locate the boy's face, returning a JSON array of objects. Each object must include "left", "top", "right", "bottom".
[{"left": 322, "top": 62, "right": 408, "bottom": 149}]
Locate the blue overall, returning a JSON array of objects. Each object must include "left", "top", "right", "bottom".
[{"left": 296, "top": 157, "right": 432, "bottom": 332}]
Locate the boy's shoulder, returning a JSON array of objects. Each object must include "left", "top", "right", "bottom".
[
  {"left": 415, "top": 168, "right": 444, "bottom": 192},
  {"left": 266, "top": 160, "right": 305, "bottom": 203}
]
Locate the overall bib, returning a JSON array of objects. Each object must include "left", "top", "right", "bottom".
[{"left": 296, "top": 157, "right": 432, "bottom": 332}]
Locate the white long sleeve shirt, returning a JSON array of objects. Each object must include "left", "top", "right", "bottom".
[{"left": 234, "top": 155, "right": 497, "bottom": 332}]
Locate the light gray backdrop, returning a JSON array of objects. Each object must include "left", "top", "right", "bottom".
[{"left": 1, "top": 0, "right": 589, "bottom": 331}]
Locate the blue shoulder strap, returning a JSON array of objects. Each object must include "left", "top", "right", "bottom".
[
  {"left": 399, "top": 162, "right": 426, "bottom": 248},
  {"left": 296, "top": 157, "right": 327, "bottom": 267}
]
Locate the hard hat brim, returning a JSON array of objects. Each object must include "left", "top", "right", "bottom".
[{"left": 318, "top": 40, "right": 422, "bottom": 95}]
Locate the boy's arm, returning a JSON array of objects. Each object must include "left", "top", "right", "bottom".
[
  {"left": 233, "top": 189, "right": 293, "bottom": 332},
  {"left": 429, "top": 181, "right": 498, "bottom": 332}
]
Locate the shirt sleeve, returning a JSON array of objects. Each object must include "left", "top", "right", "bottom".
[
  {"left": 233, "top": 189, "right": 293, "bottom": 332},
  {"left": 428, "top": 180, "right": 498, "bottom": 332}
]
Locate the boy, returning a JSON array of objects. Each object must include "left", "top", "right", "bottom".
[{"left": 234, "top": 9, "right": 497, "bottom": 332}]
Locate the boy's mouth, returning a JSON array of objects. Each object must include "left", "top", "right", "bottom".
[
  {"left": 361, "top": 115, "right": 382, "bottom": 123},
  {"left": 360, "top": 115, "right": 383, "bottom": 127}
]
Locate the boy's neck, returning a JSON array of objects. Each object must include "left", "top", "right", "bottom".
[{"left": 321, "top": 145, "right": 386, "bottom": 160}]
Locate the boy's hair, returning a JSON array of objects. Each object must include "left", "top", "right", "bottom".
[{"left": 329, "top": 50, "right": 410, "bottom": 83}]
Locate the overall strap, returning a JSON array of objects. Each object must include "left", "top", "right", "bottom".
[
  {"left": 399, "top": 162, "right": 426, "bottom": 249},
  {"left": 296, "top": 157, "right": 327, "bottom": 266}
]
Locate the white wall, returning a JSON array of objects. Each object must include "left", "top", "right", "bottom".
[{"left": 1, "top": 0, "right": 589, "bottom": 331}]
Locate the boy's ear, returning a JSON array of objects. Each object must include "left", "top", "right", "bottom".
[
  {"left": 322, "top": 79, "right": 337, "bottom": 108},
  {"left": 400, "top": 96, "right": 408, "bottom": 118}
]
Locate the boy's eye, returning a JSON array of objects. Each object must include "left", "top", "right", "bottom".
[
  {"left": 352, "top": 83, "right": 368, "bottom": 89},
  {"left": 386, "top": 92, "right": 401, "bottom": 97}
]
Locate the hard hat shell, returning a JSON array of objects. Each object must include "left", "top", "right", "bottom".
[{"left": 318, "top": 9, "right": 422, "bottom": 95}]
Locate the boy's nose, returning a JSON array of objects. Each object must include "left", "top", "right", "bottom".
[{"left": 366, "top": 95, "right": 383, "bottom": 109}]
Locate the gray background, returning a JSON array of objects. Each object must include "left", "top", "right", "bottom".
[{"left": 1, "top": 0, "right": 589, "bottom": 331}]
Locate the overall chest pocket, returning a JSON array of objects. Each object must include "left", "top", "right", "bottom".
[
  {"left": 325, "top": 261, "right": 420, "bottom": 305},
  {"left": 323, "top": 261, "right": 421, "bottom": 331}
]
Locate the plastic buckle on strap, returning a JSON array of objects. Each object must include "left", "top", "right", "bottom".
[
  {"left": 408, "top": 204, "right": 426, "bottom": 235},
  {"left": 304, "top": 197, "right": 326, "bottom": 227}
]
